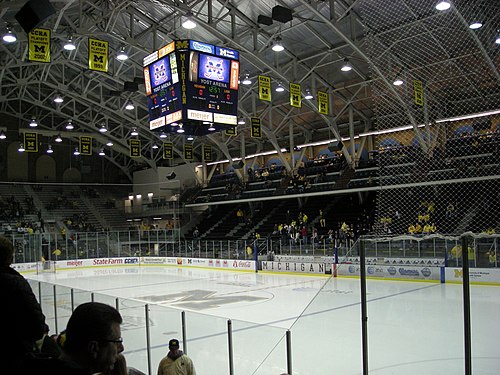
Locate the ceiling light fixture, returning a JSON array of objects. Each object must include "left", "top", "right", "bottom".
[
  {"left": 64, "top": 37, "right": 76, "bottom": 51},
  {"left": 0, "top": 131, "right": 6, "bottom": 140},
  {"left": 99, "top": 148, "right": 105, "bottom": 156},
  {"left": 393, "top": 78, "right": 404, "bottom": 86},
  {"left": 159, "top": 132, "right": 167, "bottom": 139},
  {"left": 187, "top": 135, "right": 194, "bottom": 141},
  {"left": 116, "top": 47, "right": 128, "bottom": 61},
  {"left": 73, "top": 147, "right": 80, "bottom": 156},
  {"left": 18, "top": 143, "right": 25, "bottom": 152},
  {"left": 29, "top": 118, "right": 38, "bottom": 127},
  {"left": 99, "top": 124, "right": 108, "bottom": 133},
  {"left": 271, "top": 36, "right": 285, "bottom": 52},
  {"left": 341, "top": 58, "right": 352, "bottom": 72},
  {"left": 55, "top": 134, "right": 63, "bottom": 143},
  {"left": 495, "top": 33, "right": 500, "bottom": 44},
  {"left": 182, "top": 12, "right": 197, "bottom": 29},
  {"left": 53, "top": 94, "right": 64, "bottom": 103},
  {"left": 177, "top": 124, "right": 185, "bottom": 133},
  {"left": 46, "top": 145, "right": 54, "bottom": 154},
  {"left": 242, "top": 73, "right": 252, "bottom": 85},
  {"left": 435, "top": 1, "right": 451, "bottom": 11},
  {"left": 125, "top": 101, "right": 134, "bottom": 110},
  {"left": 304, "top": 89, "right": 313, "bottom": 100},
  {"left": 469, "top": 21, "right": 483, "bottom": 30},
  {"left": 2, "top": 28, "right": 16, "bottom": 43},
  {"left": 238, "top": 116, "right": 245, "bottom": 125},
  {"left": 65, "top": 121, "right": 74, "bottom": 130},
  {"left": 130, "top": 127, "right": 139, "bottom": 136},
  {"left": 106, "top": 140, "right": 114, "bottom": 146},
  {"left": 152, "top": 143, "right": 159, "bottom": 149},
  {"left": 275, "top": 82, "right": 285, "bottom": 92}
]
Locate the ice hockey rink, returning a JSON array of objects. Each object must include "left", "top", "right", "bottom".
[{"left": 27, "top": 265, "right": 500, "bottom": 375}]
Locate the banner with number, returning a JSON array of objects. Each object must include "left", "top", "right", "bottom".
[
  {"left": 184, "top": 144, "right": 194, "bottom": 160},
  {"left": 290, "top": 83, "right": 301, "bottom": 108},
  {"left": 317, "top": 91, "right": 329, "bottom": 115},
  {"left": 225, "top": 126, "right": 237, "bottom": 136},
  {"left": 413, "top": 80, "right": 424, "bottom": 107},
  {"left": 203, "top": 145, "right": 212, "bottom": 162},
  {"left": 129, "top": 139, "right": 141, "bottom": 158},
  {"left": 28, "top": 28, "right": 50, "bottom": 63},
  {"left": 79, "top": 136, "right": 92, "bottom": 156},
  {"left": 163, "top": 142, "right": 174, "bottom": 160},
  {"left": 24, "top": 132, "right": 38, "bottom": 152},
  {"left": 258, "top": 75, "right": 271, "bottom": 102},
  {"left": 251, "top": 117, "right": 262, "bottom": 138},
  {"left": 88, "top": 38, "right": 109, "bottom": 72}
]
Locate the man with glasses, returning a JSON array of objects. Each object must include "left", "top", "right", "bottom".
[{"left": 26, "top": 302, "right": 124, "bottom": 375}]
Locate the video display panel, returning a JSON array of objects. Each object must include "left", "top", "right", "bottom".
[
  {"left": 198, "top": 53, "right": 230, "bottom": 83},
  {"left": 149, "top": 56, "right": 172, "bottom": 90}
]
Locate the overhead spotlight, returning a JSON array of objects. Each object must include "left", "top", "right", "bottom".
[
  {"left": 18, "top": 143, "right": 25, "bottom": 152},
  {"left": 29, "top": 118, "right": 38, "bottom": 127},
  {"left": 393, "top": 78, "right": 404, "bottom": 86},
  {"left": 187, "top": 135, "right": 194, "bottom": 141},
  {"left": 99, "top": 124, "right": 108, "bottom": 133},
  {"left": 469, "top": 21, "right": 483, "bottom": 30},
  {"left": 125, "top": 101, "right": 134, "bottom": 110},
  {"left": 106, "top": 140, "right": 114, "bottom": 146},
  {"left": 177, "top": 124, "right": 185, "bottom": 133},
  {"left": 55, "top": 134, "right": 63, "bottom": 143},
  {"left": 182, "top": 12, "right": 197, "bottom": 29},
  {"left": 275, "top": 82, "right": 285, "bottom": 92},
  {"left": 496, "top": 34, "right": 500, "bottom": 44},
  {"left": 271, "top": 36, "right": 285, "bottom": 52},
  {"left": 116, "top": 47, "right": 128, "bottom": 61},
  {"left": 99, "top": 148, "right": 105, "bottom": 156},
  {"left": 73, "top": 147, "right": 80, "bottom": 156},
  {"left": 53, "top": 94, "right": 64, "bottom": 103},
  {"left": 152, "top": 143, "right": 159, "bottom": 149},
  {"left": 159, "top": 132, "right": 168, "bottom": 139},
  {"left": 242, "top": 73, "right": 252, "bottom": 85},
  {"left": 238, "top": 116, "right": 246, "bottom": 125},
  {"left": 0, "top": 131, "right": 6, "bottom": 140},
  {"left": 65, "top": 121, "right": 74, "bottom": 130},
  {"left": 130, "top": 127, "right": 139, "bottom": 136},
  {"left": 63, "top": 37, "right": 76, "bottom": 51},
  {"left": 2, "top": 28, "right": 16, "bottom": 43},
  {"left": 207, "top": 124, "right": 216, "bottom": 131},
  {"left": 46, "top": 145, "right": 53, "bottom": 154},
  {"left": 304, "top": 89, "right": 313, "bottom": 100},
  {"left": 435, "top": 1, "right": 451, "bottom": 11},
  {"left": 341, "top": 58, "right": 352, "bottom": 72}
]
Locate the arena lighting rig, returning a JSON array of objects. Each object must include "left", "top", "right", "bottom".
[{"left": 143, "top": 39, "right": 239, "bottom": 137}]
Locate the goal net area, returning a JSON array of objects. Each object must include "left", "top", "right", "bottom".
[
  {"left": 36, "top": 260, "right": 56, "bottom": 274},
  {"left": 357, "top": 0, "right": 500, "bottom": 237}
]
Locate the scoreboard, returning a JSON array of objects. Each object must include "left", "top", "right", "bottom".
[{"left": 143, "top": 40, "right": 239, "bottom": 134}]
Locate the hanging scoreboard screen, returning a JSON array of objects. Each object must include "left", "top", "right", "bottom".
[{"left": 143, "top": 40, "right": 239, "bottom": 133}]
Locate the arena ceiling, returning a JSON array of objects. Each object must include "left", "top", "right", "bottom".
[{"left": 0, "top": 0, "right": 498, "bottom": 180}]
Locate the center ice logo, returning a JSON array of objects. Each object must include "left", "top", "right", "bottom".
[{"left": 203, "top": 56, "right": 225, "bottom": 81}]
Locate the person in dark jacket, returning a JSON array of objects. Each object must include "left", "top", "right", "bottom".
[{"left": 0, "top": 235, "right": 48, "bottom": 374}]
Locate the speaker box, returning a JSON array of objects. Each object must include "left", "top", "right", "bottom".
[
  {"left": 272, "top": 5, "right": 293, "bottom": 23},
  {"left": 232, "top": 160, "right": 244, "bottom": 169},
  {"left": 257, "top": 14, "right": 273, "bottom": 26},
  {"left": 328, "top": 140, "right": 343, "bottom": 152},
  {"left": 166, "top": 172, "right": 176, "bottom": 180},
  {"left": 15, "top": 0, "right": 56, "bottom": 34}
]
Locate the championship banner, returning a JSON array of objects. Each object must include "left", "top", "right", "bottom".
[
  {"left": 225, "top": 126, "right": 237, "bottom": 136},
  {"left": 290, "top": 83, "right": 301, "bottom": 108},
  {"left": 163, "top": 142, "right": 174, "bottom": 160},
  {"left": 258, "top": 75, "right": 271, "bottom": 102},
  {"left": 413, "top": 79, "right": 424, "bottom": 107},
  {"left": 184, "top": 144, "right": 194, "bottom": 160},
  {"left": 250, "top": 117, "right": 262, "bottom": 138},
  {"left": 317, "top": 91, "right": 329, "bottom": 115},
  {"left": 24, "top": 132, "right": 38, "bottom": 152},
  {"left": 79, "top": 136, "right": 92, "bottom": 156},
  {"left": 203, "top": 145, "right": 212, "bottom": 162},
  {"left": 129, "top": 139, "right": 141, "bottom": 158},
  {"left": 88, "top": 38, "right": 109, "bottom": 72},
  {"left": 28, "top": 28, "right": 50, "bottom": 63}
]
